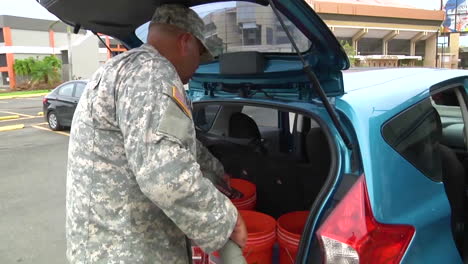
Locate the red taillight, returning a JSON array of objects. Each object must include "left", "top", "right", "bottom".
[
  {"left": 42, "top": 97, "right": 48, "bottom": 104},
  {"left": 317, "top": 176, "right": 415, "bottom": 264}
]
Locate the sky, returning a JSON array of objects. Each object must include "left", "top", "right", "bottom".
[{"left": 0, "top": 0, "right": 445, "bottom": 21}]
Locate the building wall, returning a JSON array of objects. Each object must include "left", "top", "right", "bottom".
[
  {"left": 424, "top": 34, "right": 436, "bottom": 67},
  {"left": 11, "top": 29, "right": 49, "bottom": 47},
  {"left": 449, "top": 33, "right": 460, "bottom": 69},
  {"left": 70, "top": 34, "right": 99, "bottom": 80},
  {"left": 14, "top": 54, "right": 49, "bottom": 60},
  {"left": 54, "top": 32, "right": 86, "bottom": 48},
  {"left": 98, "top": 52, "right": 108, "bottom": 65}
]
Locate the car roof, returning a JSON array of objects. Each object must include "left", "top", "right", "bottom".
[{"left": 338, "top": 68, "right": 468, "bottom": 120}]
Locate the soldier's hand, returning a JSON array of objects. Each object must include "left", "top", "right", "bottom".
[{"left": 230, "top": 212, "right": 248, "bottom": 248}]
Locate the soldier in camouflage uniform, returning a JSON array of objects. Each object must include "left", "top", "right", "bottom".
[{"left": 66, "top": 4, "right": 247, "bottom": 263}]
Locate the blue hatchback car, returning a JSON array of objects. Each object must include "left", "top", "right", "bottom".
[{"left": 40, "top": 0, "right": 468, "bottom": 263}]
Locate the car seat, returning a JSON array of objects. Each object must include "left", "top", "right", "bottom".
[
  {"left": 299, "top": 127, "right": 331, "bottom": 208},
  {"left": 228, "top": 112, "right": 267, "bottom": 154}
]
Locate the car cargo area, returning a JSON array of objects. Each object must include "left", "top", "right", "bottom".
[{"left": 193, "top": 102, "right": 335, "bottom": 263}]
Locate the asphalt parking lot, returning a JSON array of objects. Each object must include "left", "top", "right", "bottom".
[{"left": 0, "top": 96, "right": 68, "bottom": 264}]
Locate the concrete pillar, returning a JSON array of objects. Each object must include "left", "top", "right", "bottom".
[
  {"left": 382, "top": 30, "right": 399, "bottom": 55},
  {"left": 450, "top": 33, "right": 460, "bottom": 69},
  {"left": 410, "top": 32, "right": 427, "bottom": 56},
  {"left": 424, "top": 34, "right": 437, "bottom": 67},
  {"left": 352, "top": 28, "right": 368, "bottom": 54},
  {"left": 3, "top": 27, "right": 15, "bottom": 89}
]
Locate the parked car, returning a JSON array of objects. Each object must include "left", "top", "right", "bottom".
[
  {"left": 42, "top": 80, "right": 87, "bottom": 130},
  {"left": 40, "top": 0, "right": 468, "bottom": 263}
]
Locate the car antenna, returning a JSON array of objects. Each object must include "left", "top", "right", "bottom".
[
  {"left": 268, "top": 0, "right": 352, "bottom": 150},
  {"left": 92, "top": 31, "right": 114, "bottom": 56}
]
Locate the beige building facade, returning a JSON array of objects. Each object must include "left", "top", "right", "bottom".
[{"left": 0, "top": 15, "right": 124, "bottom": 89}]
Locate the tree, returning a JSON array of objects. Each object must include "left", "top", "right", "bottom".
[
  {"left": 13, "top": 57, "right": 35, "bottom": 77},
  {"left": 340, "top": 40, "right": 357, "bottom": 67},
  {"left": 13, "top": 56, "right": 62, "bottom": 86},
  {"left": 31, "top": 55, "right": 62, "bottom": 84}
]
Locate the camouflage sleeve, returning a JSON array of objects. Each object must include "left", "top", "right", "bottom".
[
  {"left": 196, "top": 140, "right": 243, "bottom": 199},
  {"left": 116, "top": 59, "right": 238, "bottom": 252},
  {"left": 196, "top": 139, "right": 226, "bottom": 184}
]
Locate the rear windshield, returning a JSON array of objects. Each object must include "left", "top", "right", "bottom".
[{"left": 135, "top": 1, "right": 310, "bottom": 57}]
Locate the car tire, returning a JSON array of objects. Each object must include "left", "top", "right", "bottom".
[{"left": 48, "top": 111, "right": 63, "bottom": 131}]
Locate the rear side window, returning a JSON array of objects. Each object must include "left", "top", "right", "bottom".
[
  {"left": 382, "top": 98, "right": 442, "bottom": 181},
  {"left": 74, "top": 82, "right": 86, "bottom": 98},
  {"left": 194, "top": 104, "right": 221, "bottom": 132},
  {"left": 242, "top": 105, "right": 278, "bottom": 128},
  {"left": 57, "top": 83, "right": 74, "bottom": 97}
]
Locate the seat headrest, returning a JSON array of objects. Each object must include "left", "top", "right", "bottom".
[
  {"left": 305, "top": 127, "right": 330, "bottom": 165},
  {"left": 229, "top": 112, "right": 261, "bottom": 140},
  {"left": 431, "top": 107, "right": 443, "bottom": 141}
]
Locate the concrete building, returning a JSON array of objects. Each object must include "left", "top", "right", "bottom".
[
  {"left": 0, "top": 15, "right": 124, "bottom": 89},
  {"left": 0, "top": 1, "right": 452, "bottom": 89},
  {"left": 202, "top": 0, "right": 445, "bottom": 68},
  {"left": 310, "top": 0, "right": 445, "bottom": 67}
]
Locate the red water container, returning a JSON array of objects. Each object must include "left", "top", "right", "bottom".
[
  {"left": 277, "top": 211, "right": 309, "bottom": 264},
  {"left": 230, "top": 179, "right": 256, "bottom": 210},
  {"left": 240, "top": 210, "right": 277, "bottom": 264}
]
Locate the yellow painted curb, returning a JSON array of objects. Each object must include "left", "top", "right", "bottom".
[
  {"left": 37, "top": 112, "right": 44, "bottom": 116},
  {"left": 0, "top": 93, "right": 49, "bottom": 100},
  {"left": 0, "top": 115, "right": 20, "bottom": 121},
  {"left": 0, "top": 124, "right": 24, "bottom": 132},
  {"left": 14, "top": 93, "right": 49, "bottom": 98}
]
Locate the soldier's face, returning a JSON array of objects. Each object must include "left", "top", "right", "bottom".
[{"left": 177, "top": 33, "right": 203, "bottom": 84}]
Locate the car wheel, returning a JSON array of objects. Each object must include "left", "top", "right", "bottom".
[{"left": 48, "top": 111, "right": 63, "bottom": 131}]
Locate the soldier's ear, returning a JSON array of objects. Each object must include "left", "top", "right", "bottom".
[{"left": 178, "top": 32, "right": 192, "bottom": 56}]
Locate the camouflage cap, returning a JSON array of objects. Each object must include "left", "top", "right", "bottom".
[{"left": 151, "top": 4, "right": 214, "bottom": 63}]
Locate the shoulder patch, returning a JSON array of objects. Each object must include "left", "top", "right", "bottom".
[{"left": 171, "top": 86, "right": 192, "bottom": 119}]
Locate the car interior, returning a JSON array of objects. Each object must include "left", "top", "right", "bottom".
[
  {"left": 194, "top": 102, "right": 332, "bottom": 218},
  {"left": 431, "top": 88, "right": 468, "bottom": 258}
]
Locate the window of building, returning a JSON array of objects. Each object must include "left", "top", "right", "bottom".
[
  {"left": 1, "top": 72, "right": 9, "bottom": 85},
  {"left": 415, "top": 41, "right": 425, "bottom": 57},
  {"left": 0, "top": 54, "right": 7, "bottom": 67},
  {"left": 242, "top": 25, "right": 262, "bottom": 46},
  {"left": 276, "top": 36, "right": 290, "bottom": 45},
  {"left": 0, "top": 28, "right": 4, "bottom": 43},
  {"left": 61, "top": 50, "right": 69, "bottom": 64},
  {"left": 266, "top": 27, "right": 273, "bottom": 45},
  {"left": 357, "top": 38, "right": 382, "bottom": 56},
  {"left": 58, "top": 83, "right": 74, "bottom": 97},
  {"left": 388, "top": 39, "right": 410, "bottom": 56}
]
